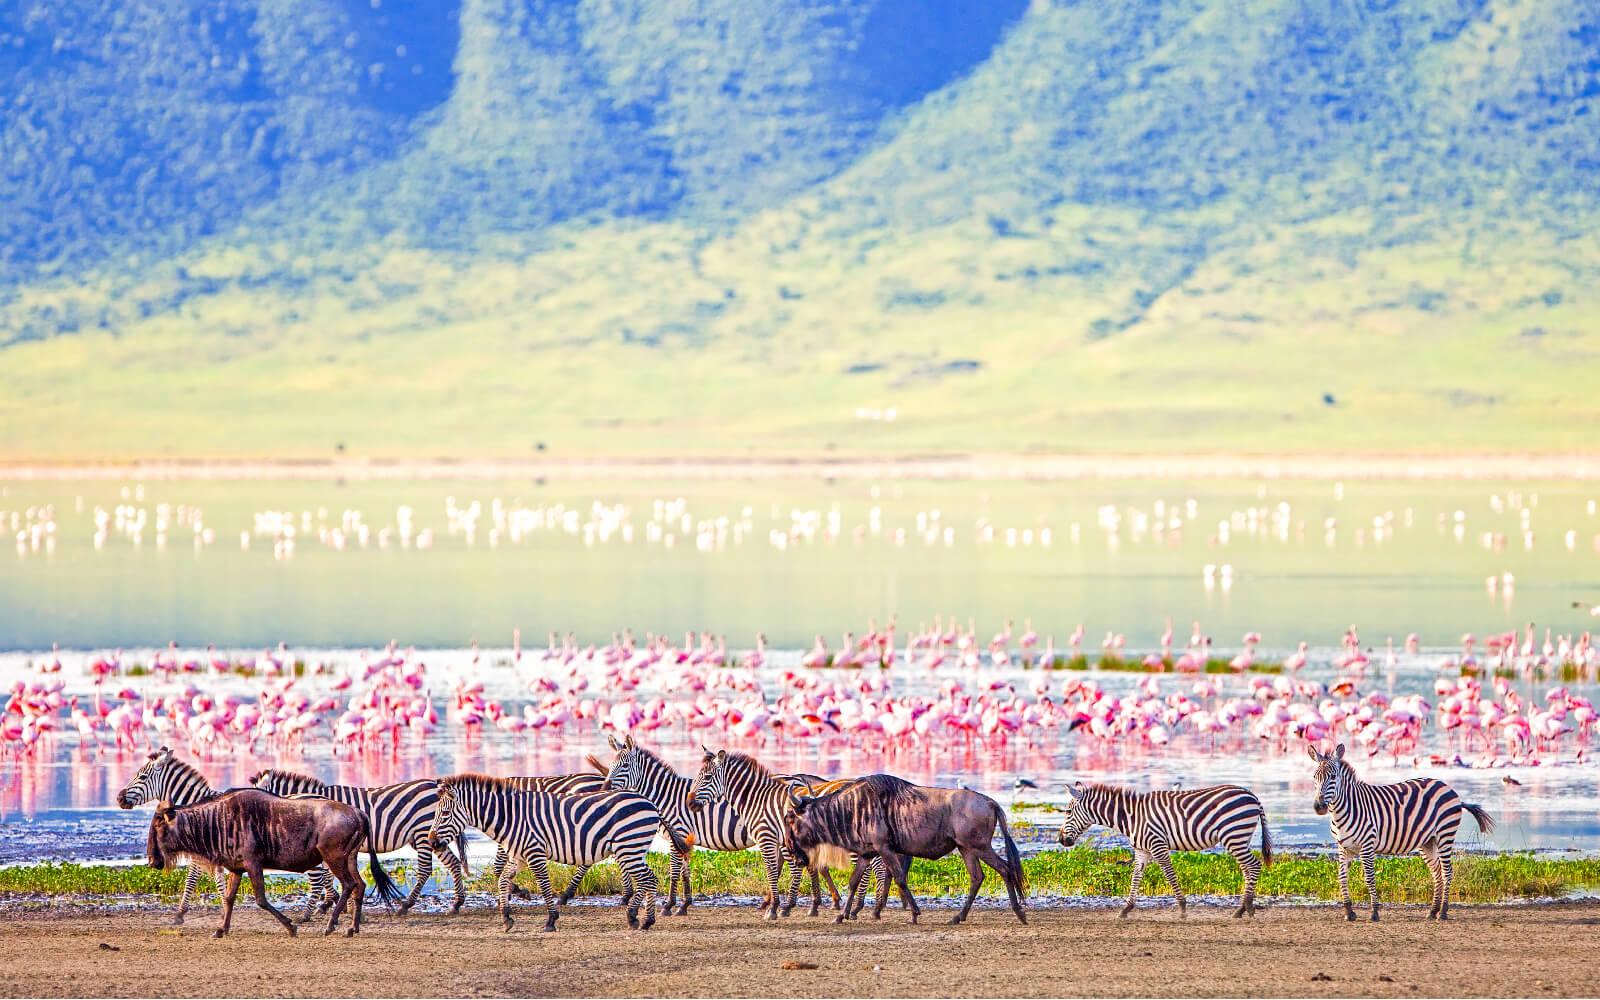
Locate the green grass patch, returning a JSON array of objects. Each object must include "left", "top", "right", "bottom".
[{"left": 8, "top": 851, "right": 1599, "bottom": 905}]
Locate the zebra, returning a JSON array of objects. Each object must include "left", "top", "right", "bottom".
[
  {"left": 688, "top": 746, "right": 887, "bottom": 920},
  {"left": 116, "top": 746, "right": 243, "bottom": 924},
  {"left": 429, "top": 773, "right": 686, "bottom": 932},
  {"left": 1308, "top": 742, "right": 1494, "bottom": 921},
  {"left": 250, "top": 769, "right": 469, "bottom": 917},
  {"left": 1057, "top": 780, "right": 1272, "bottom": 918},
  {"left": 602, "top": 736, "right": 886, "bottom": 917}
]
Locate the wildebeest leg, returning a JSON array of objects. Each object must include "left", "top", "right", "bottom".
[
  {"left": 884, "top": 851, "right": 920, "bottom": 924},
  {"left": 676, "top": 850, "right": 693, "bottom": 916},
  {"left": 951, "top": 849, "right": 985, "bottom": 924},
  {"left": 248, "top": 863, "right": 297, "bottom": 936},
  {"left": 663, "top": 851, "right": 682, "bottom": 915},
  {"left": 397, "top": 831, "right": 436, "bottom": 915},
  {"left": 806, "top": 866, "right": 823, "bottom": 917},
  {"left": 835, "top": 857, "right": 870, "bottom": 925},
  {"left": 324, "top": 852, "right": 361, "bottom": 937},
  {"left": 821, "top": 866, "right": 841, "bottom": 911},
  {"left": 976, "top": 843, "right": 1027, "bottom": 924},
  {"left": 215, "top": 870, "right": 242, "bottom": 939}
]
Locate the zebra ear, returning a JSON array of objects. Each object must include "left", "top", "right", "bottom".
[
  {"left": 608, "top": 733, "right": 623, "bottom": 751},
  {"left": 623, "top": 733, "right": 635, "bottom": 749},
  {"left": 1072, "top": 781, "right": 1086, "bottom": 796},
  {"left": 1333, "top": 743, "right": 1346, "bottom": 760},
  {"left": 1306, "top": 744, "right": 1322, "bottom": 762}
]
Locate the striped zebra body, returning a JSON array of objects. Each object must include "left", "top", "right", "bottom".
[
  {"left": 115, "top": 747, "right": 233, "bottom": 924},
  {"left": 688, "top": 747, "right": 886, "bottom": 921},
  {"left": 1309, "top": 743, "right": 1494, "bottom": 921},
  {"left": 430, "top": 774, "right": 665, "bottom": 932},
  {"left": 1059, "top": 781, "right": 1271, "bottom": 918},
  {"left": 250, "top": 769, "right": 466, "bottom": 916}
]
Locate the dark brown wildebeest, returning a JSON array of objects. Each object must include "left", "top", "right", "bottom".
[
  {"left": 146, "top": 788, "right": 403, "bottom": 938},
  {"left": 782, "top": 774, "right": 1027, "bottom": 926}
]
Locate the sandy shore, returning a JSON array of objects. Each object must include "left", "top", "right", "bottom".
[
  {"left": 3, "top": 452, "right": 1599, "bottom": 482},
  {"left": 2, "top": 901, "right": 1597, "bottom": 997}
]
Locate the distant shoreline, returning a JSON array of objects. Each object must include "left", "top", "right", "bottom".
[
  {"left": 1, "top": 452, "right": 1597, "bottom": 482},
  {"left": 4, "top": 453, "right": 1598, "bottom": 481}
]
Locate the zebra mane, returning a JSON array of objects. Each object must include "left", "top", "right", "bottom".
[
  {"left": 1078, "top": 782, "right": 1135, "bottom": 799},
  {"left": 254, "top": 767, "right": 325, "bottom": 789},
  {"left": 628, "top": 743, "right": 685, "bottom": 778},
  {"left": 160, "top": 754, "right": 213, "bottom": 793},
  {"left": 438, "top": 772, "right": 507, "bottom": 793},
  {"left": 721, "top": 751, "right": 775, "bottom": 781}
]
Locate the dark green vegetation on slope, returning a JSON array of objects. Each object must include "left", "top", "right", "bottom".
[
  {"left": 2, "top": 1, "right": 1597, "bottom": 458},
  {"left": 5, "top": 850, "right": 1598, "bottom": 904}
]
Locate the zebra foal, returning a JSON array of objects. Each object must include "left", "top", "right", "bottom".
[{"left": 1057, "top": 781, "right": 1272, "bottom": 918}]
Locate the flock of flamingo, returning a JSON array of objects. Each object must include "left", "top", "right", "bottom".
[{"left": 3, "top": 617, "right": 1597, "bottom": 771}]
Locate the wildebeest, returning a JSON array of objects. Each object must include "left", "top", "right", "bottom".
[
  {"left": 146, "top": 788, "right": 403, "bottom": 938},
  {"left": 782, "top": 774, "right": 1027, "bottom": 925}
]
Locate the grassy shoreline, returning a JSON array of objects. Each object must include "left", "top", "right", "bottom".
[{"left": 5, "top": 850, "right": 1597, "bottom": 905}]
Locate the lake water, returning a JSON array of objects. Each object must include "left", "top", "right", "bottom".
[{"left": 2, "top": 476, "right": 1599, "bottom": 865}]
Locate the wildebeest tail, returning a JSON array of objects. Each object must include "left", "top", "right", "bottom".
[
  {"left": 993, "top": 802, "right": 1026, "bottom": 894},
  {"left": 362, "top": 814, "right": 404, "bottom": 906},
  {"left": 1464, "top": 802, "right": 1496, "bottom": 835},
  {"left": 585, "top": 753, "right": 610, "bottom": 777},
  {"left": 1259, "top": 807, "right": 1274, "bottom": 869}
]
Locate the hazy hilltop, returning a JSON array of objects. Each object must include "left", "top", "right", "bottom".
[{"left": 2, "top": 0, "right": 1597, "bottom": 459}]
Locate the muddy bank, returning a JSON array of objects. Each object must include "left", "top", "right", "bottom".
[{"left": 2, "top": 900, "right": 1597, "bottom": 997}]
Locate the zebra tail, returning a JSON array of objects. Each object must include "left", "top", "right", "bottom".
[
  {"left": 993, "top": 803, "right": 1026, "bottom": 894},
  {"left": 455, "top": 829, "right": 471, "bottom": 877},
  {"left": 664, "top": 818, "right": 697, "bottom": 856},
  {"left": 362, "top": 816, "right": 404, "bottom": 907},
  {"left": 1259, "top": 809, "right": 1274, "bottom": 869},
  {"left": 1464, "top": 802, "right": 1496, "bottom": 835}
]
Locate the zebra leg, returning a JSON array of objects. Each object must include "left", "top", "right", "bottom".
[
  {"left": 528, "top": 854, "right": 559, "bottom": 933},
  {"left": 215, "top": 869, "right": 243, "bottom": 938},
  {"left": 300, "top": 867, "right": 328, "bottom": 923},
  {"left": 1421, "top": 843, "right": 1443, "bottom": 919},
  {"left": 626, "top": 852, "right": 658, "bottom": 931},
  {"left": 432, "top": 837, "right": 467, "bottom": 916},
  {"left": 676, "top": 851, "right": 693, "bottom": 916},
  {"left": 495, "top": 845, "right": 534, "bottom": 901},
  {"left": 951, "top": 848, "right": 985, "bottom": 924},
  {"left": 1438, "top": 843, "right": 1455, "bottom": 920},
  {"left": 779, "top": 850, "right": 804, "bottom": 917},
  {"left": 871, "top": 855, "right": 891, "bottom": 920},
  {"left": 1153, "top": 845, "right": 1185, "bottom": 917},
  {"left": 1360, "top": 847, "right": 1380, "bottom": 922},
  {"left": 662, "top": 851, "right": 682, "bottom": 915},
  {"left": 497, "top": 854, "right": 523, "bottom": 932},
  {"left": 1228, "top": 837, "right": 1262, "bottom": 918},
  {"left": 1122, "top": 849, "right": 1150, "bottom": 918},
  {"left": 397, "top": 833, "right": 436, "bottom": 915},
  {"left": 173, "top": 863, "right": 201, "bottom": 925},
  {"left": 1337, "top": 850, "right": 1356, "bottom": 921},
  {"left": 557, "top": 864, "right": 591, "bottom": 905},
  {"left": 759, "top": 842, "right": 784, "bottom": 921}
]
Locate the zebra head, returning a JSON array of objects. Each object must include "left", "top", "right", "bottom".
[
  {"left": 1308, "top": 742, "right": 1349, "bottom": 815},
  {"left": 1057, "top": 781, "right": 1097, "bottom": 847},
  {"left": 687, "top": 746, "right": 727, "bottom": 812},
  {"left": 603, "top": 733, "right": 642, "bottom": 793},
  {"left": 431, "top": 777, "right": 463, "bottom": 848},
  {"left": 117, "top": 746, "right": 179, "bottom": 809}
]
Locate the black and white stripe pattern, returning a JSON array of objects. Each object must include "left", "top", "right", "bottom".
[
  {"left": 1309, "top": 743, "right": 1494, "bottom": 920},
  {"left": 116, "top": 747, "right": 229, "bottom": 924},
  {"left": 429, "top": 774, "right": 662, "bottom": 932},
  {"left": 1058, "top": 781, "right": 1272, "bottom": 918},
  {"left": 250, "top": 769, "right": 466, "bottom": 915},
  {"left": 688, "top": 747, "right": 885, "bottom": 920}
]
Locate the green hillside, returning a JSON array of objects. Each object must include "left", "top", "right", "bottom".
[{"left": 2, "top": 0, "right": 1597, "bottom": 460}]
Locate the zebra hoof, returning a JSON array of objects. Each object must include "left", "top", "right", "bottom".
[
  {"left": 948, "top": 915, "right": 963, "bottom": 926},
  {"left": 675, "top": 906, "right": 689, "bottom": 917},
  {"left": 345, "top": 927, "right": 358, "bottom": 938},
  {"left": 1345, "top": 910, "right": 1358, "bottom": 922},
  {"left": 832, "top": 914, "right": 846, "bottom": 925}
]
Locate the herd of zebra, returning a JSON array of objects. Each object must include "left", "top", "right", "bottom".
[{"left": 117, "top": 736, "right": 1496, "bottom": 936}]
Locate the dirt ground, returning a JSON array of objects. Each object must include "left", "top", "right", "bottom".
[{"left": 1, "top": 900, "right": 1597, "bottom": 998}]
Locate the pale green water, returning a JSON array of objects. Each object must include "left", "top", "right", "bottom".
[{"left": 1, "top": 477, "right": 1596, "bottom": 651}]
